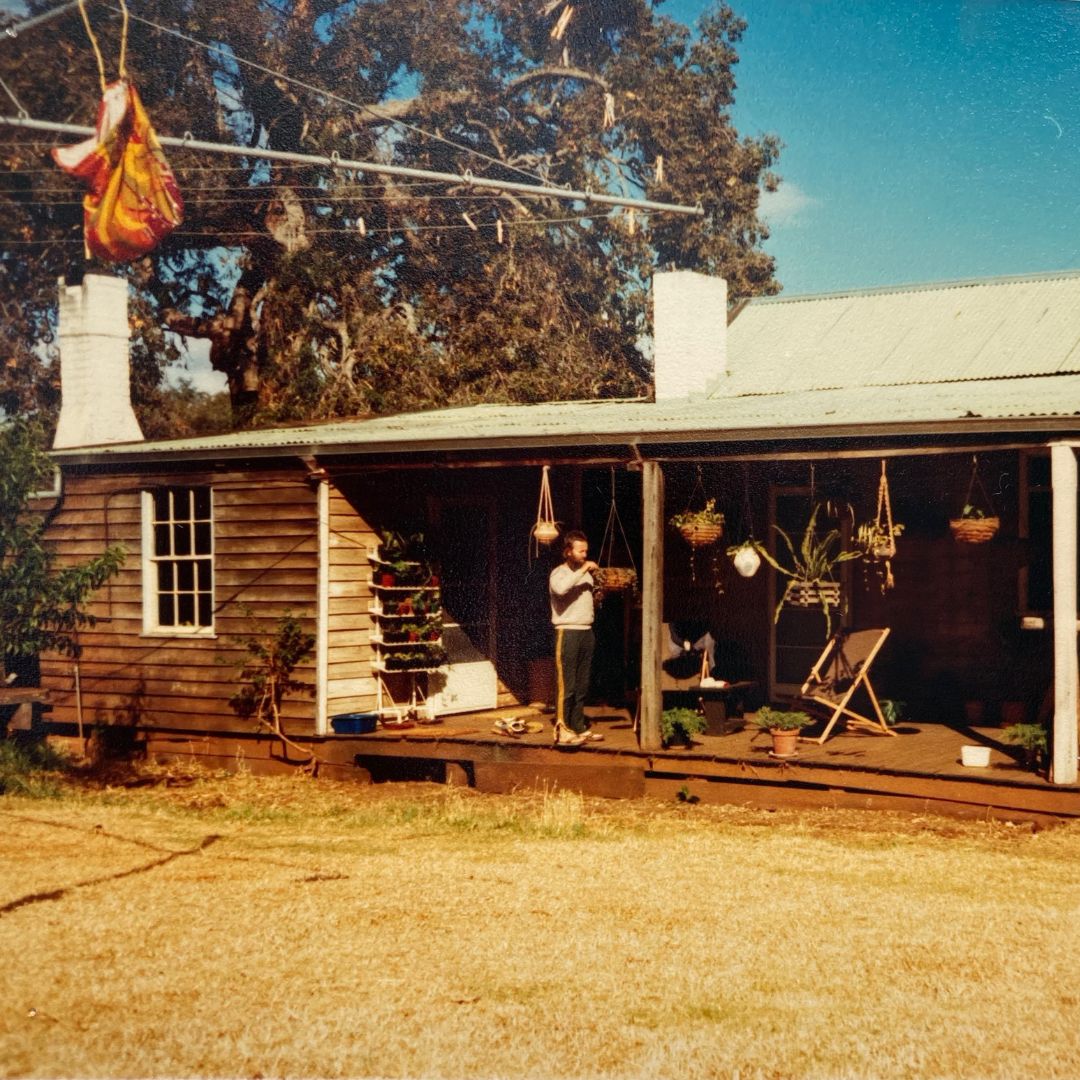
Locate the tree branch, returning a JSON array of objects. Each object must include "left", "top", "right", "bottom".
[{"left": 507, "top": 66, "right": 611, "bottom": 93}]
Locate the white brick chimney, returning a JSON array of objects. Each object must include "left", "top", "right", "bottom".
[
  {"left": 652, "top": 270, "right": 727, "bottom": 400},
  {"left": 53, "top": 274, "right": 143, "bottom": 449}
]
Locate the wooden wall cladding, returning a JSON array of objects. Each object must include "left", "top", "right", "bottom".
[{"left": 40, "top": 466, "right": 321, "bottom": 734}]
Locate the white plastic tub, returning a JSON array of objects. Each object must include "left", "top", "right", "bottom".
[{"left": 961, "top": 744, "right": 991, "bottom": 768}]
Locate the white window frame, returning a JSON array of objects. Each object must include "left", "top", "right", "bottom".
[{"left": 141, "top": 487, "right": 216, "bottom": 637}]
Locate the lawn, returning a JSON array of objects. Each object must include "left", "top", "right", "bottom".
[{"left": 1, "top": 761, "right": 1078, "bottom": 1079}]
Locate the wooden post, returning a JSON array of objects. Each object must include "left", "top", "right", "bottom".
[
  {"left": 316, "top": 477, "right": 330, "bottom": 735},
  {"left": 1051, "top": 444, "right": 1078, "bottom": 785},
  {"left": 639, "top": 460, "right": 664, "bottom": 751}
]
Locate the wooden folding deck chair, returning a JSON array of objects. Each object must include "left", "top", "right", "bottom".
[{"left": 797, "top": 627, "right": 894, "bottom": 744}]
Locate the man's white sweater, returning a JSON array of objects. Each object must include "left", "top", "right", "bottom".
[{"left": 548, "top": 564, "right": 595, "bottom": 629}]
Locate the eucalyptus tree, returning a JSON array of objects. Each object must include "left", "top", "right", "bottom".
[{"left": 0, "top": 0, "right": 780, "bottom": 429}]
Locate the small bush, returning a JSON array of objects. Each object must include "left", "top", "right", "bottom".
[
  {"left": 0, "top": 739, "right": 68, "bottom": 798},
  {"left": 661, "top": 707, "right": 706, "bottom": 746}
]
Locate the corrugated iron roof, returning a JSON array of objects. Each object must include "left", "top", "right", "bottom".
[
  {"left": 54, "top": 371, "right": 1080, "bottom": 463},
  {"left": 50, "top": 270, "right": 1080, "bottom": 463},
  {"left": 722, "top": 270, "right": 1080, "bottom": 395}
]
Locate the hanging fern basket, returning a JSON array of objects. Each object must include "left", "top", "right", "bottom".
[
  {"left": 596, "top": 468, "right": 639, "bottom": 593},
  {"left": 950, "top": 456, "right": 999, "bottom": 544},
  {"left": 595, "top": 566, "right": 638, "bottom": 592},
  {"left": 949, "top": 515, "right": 1000, "bottom": 544},
  {"left": 677, "top": 521, "right": 724, "bottom": 547}
]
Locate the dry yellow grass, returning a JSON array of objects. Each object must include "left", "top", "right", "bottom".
[{"left": 1, "top": 765, "right": 1079, "bottom": 1079}]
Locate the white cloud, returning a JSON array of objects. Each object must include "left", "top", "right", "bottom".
[
  {"left": 759, "top": 181, "right": 818, "bottom": 227},
  {"left": 166, "top": 336, "right": 228, "bottom": 395}
]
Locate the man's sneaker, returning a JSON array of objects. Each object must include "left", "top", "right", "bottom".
[{"left": 553, "top": 723, "right": 587, "bottom": 747}]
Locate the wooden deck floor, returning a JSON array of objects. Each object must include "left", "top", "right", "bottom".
[
  {"left": 316, "top": 705, "right": 1080, "bottom": 823},
  {"left": 133, "top": 704, "right": 1080, "bottom": 824}
]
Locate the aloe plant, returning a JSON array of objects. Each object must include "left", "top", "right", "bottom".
[{"left": 748, "top": 503, "right": 861, "bottom": 636}]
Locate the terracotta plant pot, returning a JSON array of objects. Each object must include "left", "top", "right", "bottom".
[
  {"left": 379, "top": 571, "right": 396, "bottom": 587},
  {"left": 963, "top": 700, "right": 986, "bottom": 725},
  {"left": 770, "top": 728, "right": 800, "bottom": 758},
  {"left": 999, "top": 700, "right": 1027, "bottom": 727}
]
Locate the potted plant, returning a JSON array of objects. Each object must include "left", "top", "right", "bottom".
[
  {"left": 879, "top": 699, "right": 907, "bottom": 727},
  {"left": 661, "top": 706, "right": 707, "bottom": 748},
  {"left": 726, "top": 539, "right": 762, "bottom": 578},
  {"left": 854, "top": 518, "right": 904, "bottom": 593},
  {"left": 855, "top": 519, "right": 904, "bottom": 561},
  {"left": 750, "top": 503, "right": 862, "bottom": 636},
  {"left": 669, "top": 498, "right": 726, "bottom": 547},
  {"left": 949, "top": 504, "right": 1000, "bottom": 544},
  {"left": 594, "top": 566, "right": 638, "bottom": 594},
  {"left": 1002, "top": 722, "right": 1047, "bottom": 771},
  {"left": 750, "top": 706, "right": 814, "bottom": 758}
]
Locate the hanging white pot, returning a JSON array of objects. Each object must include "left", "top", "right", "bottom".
[{"left": 731, "top": 542, "right": 761, "bottom": 578}]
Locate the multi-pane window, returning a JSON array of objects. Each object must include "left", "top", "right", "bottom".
[{"left": 143, "top": 487, "right": 214, "bottom": 632}]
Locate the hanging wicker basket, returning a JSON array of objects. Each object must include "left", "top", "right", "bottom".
[
  {"left": 786, "top": 580, "right": 842, "bottom": 608},
  {"left": 949, "top": 516, "right": 1000, "bottom": 544},
  {"left": 950, "top": 457, "right": 999, "bottom": 545},
  {"left": 594, "top": 566, "right": 637, "bottom": 592},
  {"left": 597, "top": 468, "right": 639, "bottom": 591},
  {"left": 531, "top": 466, "right": 560, "bottom": 549},
  {"left": 677, "top": 521, "right": 724, "bottom": 547},
  {"left": 532, "top": 520, "right": 560, "bottom": 545}
]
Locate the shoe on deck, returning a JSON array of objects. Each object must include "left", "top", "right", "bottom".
[{"left": 553, "top": 724, "right": 587, "bottom": 747}]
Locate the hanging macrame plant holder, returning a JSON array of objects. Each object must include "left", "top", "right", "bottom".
[
  {"left": 857, "top": 460, "right": 900, "bottom": 592},
  {"left": 596, "top": 468, "right": 638, "bottom": 594},
  {"left": 950, "top": 456, "right": 1000, "bottom": 544},
  {"left": 531, "top": 465, "right": 560, "bottom": 553}
]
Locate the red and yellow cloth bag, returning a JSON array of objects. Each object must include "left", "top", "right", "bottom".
[{"left": 52, "top": 78, "right": 184, "bottom": 262}]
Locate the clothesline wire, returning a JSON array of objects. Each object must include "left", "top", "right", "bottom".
[
  {"left": 0, "top": 190, "right": 623, "bottom": 207},
  {"left": 5, "top": 0, "right": 553, "bottom": 189},
  {"left": 0, "top": 214, "right": 601, "bottom": 244},
  {"left": 90, "top": 0, "right": 555, "bottom": 189}
]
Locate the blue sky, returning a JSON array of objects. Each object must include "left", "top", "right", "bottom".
[
  {"left": 4, "top": 0, "right": 1078, "bottom": 384},
  {"left": 668, "top": 0, "right": 1080, "bottom": 294}
]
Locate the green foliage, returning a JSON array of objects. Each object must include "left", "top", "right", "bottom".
[
  {"left": 0, "top": 1, "right": 780, "bottom": 429},
  {"left": 669, "top": 498, "right": 726, "bottom": 530},
  {"left": 228, "top": 612, "right": 316, "bottom": 728},
  {"left": 0, "top": 420, "right": 125, "bottom": 660},
  {"left": 1001, "top": 723, "right": 1047, "bottom": 753},
  {"left": 750, "top": 707, "right": 813, "bottom": 732},
  {"left": 661, "top": 706, "right": 706, "bottom": 745},
  {"left": 0, "top": 739, "right": 68, "bottom": 798},
  {"left": 136, "top": 379, "right": 233, "bottom": 441},
  {"left": 879, "top": 699, "right": 907, "bottom": 726},
  {"left": 751, "top": 503, "right": 862, "bottom": 636},
  {"left": 959, "top": 504, "right": 988, "bottom": 520},
  {"left": 854, "top": 520, "right": 905, "bottom": 556}
]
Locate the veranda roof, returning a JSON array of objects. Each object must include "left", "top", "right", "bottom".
[{"left": 53, "top": 271, "right": 1080, "bottom": 464}]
